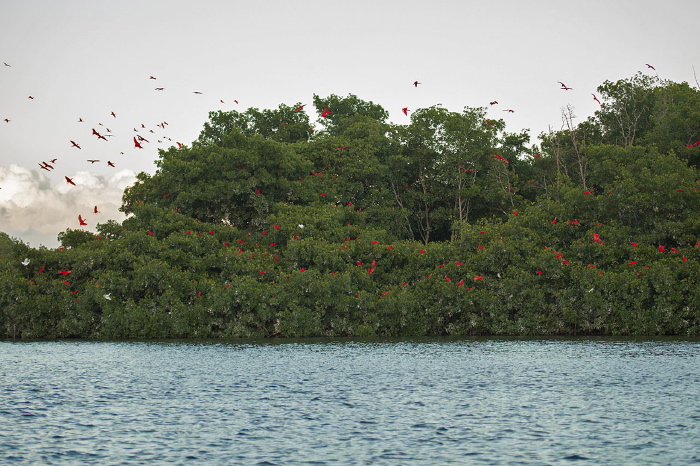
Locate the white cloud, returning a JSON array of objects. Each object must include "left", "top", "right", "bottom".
[{"left": 0, "top": 164, "right": 136, "bottom": 248}]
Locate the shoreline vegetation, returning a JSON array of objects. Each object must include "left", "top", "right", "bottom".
[{"left": 3, "top": 73, "right": 700, "bottom": 339}]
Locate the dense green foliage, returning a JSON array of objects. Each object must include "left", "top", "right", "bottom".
[{"left": 3, "top": 77, "right": 700, "bottom": 339}]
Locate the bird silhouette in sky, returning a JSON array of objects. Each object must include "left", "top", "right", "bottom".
[
  {"left": 65, "top": 176, "right": 76, "bottom": 186},
  {"left": 70, "top": 140, "right": 81, "bottom": 149},
  {"left": 402, "top": 107, "right": 409, "bottom": 116},
  {"left": 94, "top": 206, "right": 99, "bottom": 214},
  {"left": 92, "top": 128, "right": 108, "bottom": 141},
  {"left": 134, "top": 137, "right": 143, "bottom": 148},
  {"left": 87, "top": 159, "right": 100, "bottom": 164},
  {"left": 646, "top": 63, "right": 656, "bottom": 70},
  {"left": 413, "top": 81, "right": 421, "bottom": 87},
  {"left": 78, "top": 215, "right": 87, "bottom": 226},
  {"left": 558, "top": 82, "right": 573, "bottom": 90},
  {"left": 489, "top": 101, "right": 498, "bottom": 105},
  {"left": 107, "top": 161, "right": 115, "bottom": 167},
  {"left": 592, "top": 93, "right": 601, "bottom": 105}
]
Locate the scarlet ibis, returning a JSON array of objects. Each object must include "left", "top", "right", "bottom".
[
  {"left": 293, "top": 104, "right": 306, "bottom": 112},
  {"left": 402, "top": 107, "right": 409, "bottom": 116},
  {"left": 558, "top": 81, "right": 573, "bottom": 90},
  {"left": 78, "top": 215, "right": 87, "bottom": 226},
  {"left": 134, "top": 137, "right": 143, "bottom": 149},
  {"left": 65, "top": 176, "right": 76, "bottom": 186},
  {"left": 646, "top": 63, "right": 655, "bottom": 70},
  {"left": 70, "top": 140, "right": 81, "bottom": 149}
]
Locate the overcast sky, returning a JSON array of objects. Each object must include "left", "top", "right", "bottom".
[{"left": 1, "top": 0, "right": 698, "bottom": 248}]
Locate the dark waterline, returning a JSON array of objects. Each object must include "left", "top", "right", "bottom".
[{"left": 2, "top": 337, "right": 699, "bottom": 464}]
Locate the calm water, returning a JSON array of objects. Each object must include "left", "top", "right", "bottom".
[{"left": 1, "top": 338, "right": 699, "bottom": 465}]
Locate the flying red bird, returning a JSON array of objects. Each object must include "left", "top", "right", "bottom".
[
  {"left": 402, "top": 107, "right": 409, "bottom": 116},
  {"left": 503, "top": 109, "right": 514, "bottom": 113},
  {"left": 110, "top": 111, "right": 116, "bottom": 118},
  {"left": 134, "top": 137, "right": 143, "bottom": 149},
  {"left": 58, "top": 270, "right": 71, "bottom": 276},
  {"left": 70, "top": 140, "right": 81, "bottom": 149},
  {"left": 65, "top": 176, "right": 76, "bottom": 186},
  {"left": 93, "top": 206, "right": 99, "bottom": 214},
  {"left": 489, "top": 101, "right": 498, "bottom": 105},
  {"left": 155, "top": 87, "right": 164, "bottom": 91},
  {"left": 492, "top": 154, "right": 509, "bottom": 163},
  {"left": 91, "top": 128, "right": 107, "bottom": 141},
  {"left": 558, "top": 81, "right": 573, "bottom": 90},
  {"left": 87, "top": 159, "right": 100, "bottom": 164},
  {"left": 413, "top": 81, "right": 421, "bottom": 87},
  {"left": 293, "top": 104, "right": 306, "bottom": 112},
  {"left": 3, "top": 118, "right": 9, "bottom": 123},
  {"left": 592, "top": 93, "right": 601, "bottom": 105},
  {"left": 107, "top": 161, "right": 115, "bottom": 167},
  {"left": 78, "top": 215, "right": 87, "bottom": 226},
  {"left": 646, "top": 63, "right": 655, "bottom": 70}
]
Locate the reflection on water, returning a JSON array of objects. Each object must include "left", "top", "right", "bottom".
[{"left": 1, "top": 337, "right": 699, "bottom": 464}]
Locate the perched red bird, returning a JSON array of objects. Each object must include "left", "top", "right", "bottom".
[
  {"left": 492, "top": 154, "right": 509, "bottom": 163},
  {"left": 78, "top": 215, "right": 87, "bottom": 226},
  {"left": 293, "top": 104, "right": 306, "bottom": 112}
]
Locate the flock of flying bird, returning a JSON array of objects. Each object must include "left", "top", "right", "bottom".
[{"left": 2, "top": 60, "right": 664, "bottom": 235}]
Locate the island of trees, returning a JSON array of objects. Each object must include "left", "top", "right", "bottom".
[{"left": 2, "top": 72, "right": 700, "bottom": 339}]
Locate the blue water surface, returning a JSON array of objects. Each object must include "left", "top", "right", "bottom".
[{"left": 1, "top": 337, "right": 699, "bottom": 464}]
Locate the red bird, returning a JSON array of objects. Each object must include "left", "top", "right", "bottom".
[
  {"left": 413, "top": 81, "right": 421, "bottom": 87},
  {"left": 592, "top": 93, "right": 601, "bottom": 105},
  {"left": 646, "top": 63, "right": 655, "bottom": 70},
  {"left": 492, "top": 154, "right": 509, "bottom": 163},
  {"left": 58, "top": 270, "right": 71, "bottom": 276},
  {"left": 134, "top": 137, "right": 143, "bottom": 149},
  {"left": 3, "top": 118, "right": 9, "bottom": 123},
  {"left": 93, "top": 206, "right": 99, "bottom": 214},
  {"left": 107, "top": 161, "right": 115, "bottom": 167},
  {"left": 503, "top": 109, "right": 514, "bottom": 113},
  {"left": 87, "top": 159, "right": 100, "bottom": 164},
  {"left": 70, "top": 140, "right": 81, "bottom": 149},
  {"left": 65, "top": 176, "right": 76, "bottom": 186},
  {"left": 92, "top": 128, "right": 108, "bottom": 141},
  {"left": 78, "top": 215, "right": 87, "bottom": 226},
  {"left": 293, "top": 104, "right": 306, "bottom": 112},
  {"left": 489, "top": 101, "right": 498, "bottom": 105},
  {"left": 402, "top": 107, "right": 409, "bottom": 116},
  {"left": 558, "top": 81, "right": 573, "bottom": 90},
  {"left": 592, "top": 233, "right": 605, "bottom": 245},
  {"left": 321, "top": 108, "right": 331, "bottom": 118},
  {"left": 111, "top": 111, "right": 116, "bottom": 118}
]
